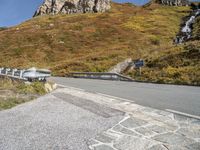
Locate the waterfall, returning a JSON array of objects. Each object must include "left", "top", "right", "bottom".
[{"left": 175, "top": 9, "right": 200, "bottom": 44}]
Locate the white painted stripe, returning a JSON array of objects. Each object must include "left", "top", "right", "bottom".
[
  {"left": 96, "top": 92, "right": 134, "bottom": 103},
  {"left": 57, "top": 84, "right": 85, "bottom": 91},
  {"left": 166, "top": 109, "right": 200, "bottom": 120},
  {"left": 57, "top": 84, "right": 134, "bottom": 103}
]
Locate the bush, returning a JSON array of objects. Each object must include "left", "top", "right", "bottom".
[{"left": 17, "top": 82, "right": 46, "bottom": 95}]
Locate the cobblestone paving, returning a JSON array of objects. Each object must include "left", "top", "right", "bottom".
[
  {"left": 55, "top": 88, "right": 200, "bottom": 150},
  {"left": 89, "top": 112, "right": 200, "bottom": 150}
]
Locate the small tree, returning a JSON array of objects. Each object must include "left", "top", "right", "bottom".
[{"left": 198, "top": 3, "right": 200, "bottom": 9}]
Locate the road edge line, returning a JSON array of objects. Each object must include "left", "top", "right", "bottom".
[
  {"left": 57, "top": 84, "right": 200, "bottom": 120},
  {"left": 166, "top": 109, "right": 200, "bottom": 120},
  {"left": 57, "top": 84, "right": 135, "bottom": 103}
]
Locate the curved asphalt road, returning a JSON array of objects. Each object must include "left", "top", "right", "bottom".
[{"left": 50, "top": 77, "right": 200, "bottom": 117}]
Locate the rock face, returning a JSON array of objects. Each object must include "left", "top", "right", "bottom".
[
  {"left": 157, "top": 0, "right": 190, "bottom": 6},
  {"left": 108, "top": 58, "right": 133, "bottom": 74},
  {"left": 33, "top": 0, "right": 111, "bottom": 17}
]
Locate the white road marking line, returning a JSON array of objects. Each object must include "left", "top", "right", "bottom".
[
  {"left": 96, "top": 92, "right": 134, "bottom": 103},
  {"left": 166, "top": 109, "right": 200, "bottom": 120},
  {"left": 57, "top": 84, "right": 134, "bottom": 103},
  {"left": 57, "top": 84, "right": 85, "bottom": 91}
]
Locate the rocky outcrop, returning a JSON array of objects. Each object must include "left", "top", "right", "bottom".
[
  {"left": 33, "top": 0, "right": 111, "bottom": 17},
  {"left": 109, "top": 58, "right": 133, "bottom": 74},
  {"left": 157, "top": 0, "right": 190, "bottom": 6}
]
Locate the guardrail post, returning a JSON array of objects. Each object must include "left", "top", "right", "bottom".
[
  {"left": 5, "top": 68, "right": 8, "bottom": 75},
  {"left": 20, "top": 70, "right": 23, "bottom": 79},
  {"left": 12, "top": 69, "right": 15, "bottom": 76}
]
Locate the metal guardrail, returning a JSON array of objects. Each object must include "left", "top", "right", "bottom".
[
  {"left": 0, "top": 67, "right": 51, "bottom": 82},
  {"left": 69, "top": 72, "right": 134, "bottom": 81},
  {"left": 0, "top": 68, "right": 27, "bottom": 81}
]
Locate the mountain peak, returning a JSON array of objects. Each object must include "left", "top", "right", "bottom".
[{"left": 33, "top": 0, "right": 111, "bottom": 17}]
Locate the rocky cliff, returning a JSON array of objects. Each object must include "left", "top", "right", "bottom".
[
  {"left": 157, "top": 0, "right": 190, "bottom": 6},
  {"left": 33, "top": 0, "right": 111, "bottom": 17}
]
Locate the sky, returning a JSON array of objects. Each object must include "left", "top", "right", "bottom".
[{"left": 0, "top": 0, "right": 199, "bottom": 27}]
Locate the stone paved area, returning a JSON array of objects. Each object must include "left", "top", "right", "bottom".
[{"left": 55, "top": 87, "right": 200, "bottom": 150}]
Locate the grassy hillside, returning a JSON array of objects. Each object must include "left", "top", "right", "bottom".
[
  {"left": 193, "top": 16, "right": 200, "bottom": 38},
  {"left": 126, "top": 41, "right": 200, "bottom": 85},
  {"left": 126, "top": 10, "right": 200, "bottom": 86},
  {"left": 0, "top": 2, "right": 199, "bottom": 85}
]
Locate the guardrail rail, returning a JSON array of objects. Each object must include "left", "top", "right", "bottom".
[
  {"left": 69, "top": 72, "right": 133, "bottom": 81},
  {"left": 0, "top": 67, "right": 51, "bottom": 82},
  {"left": 0, "top": 68, "right": 27, "bottom": 81}
]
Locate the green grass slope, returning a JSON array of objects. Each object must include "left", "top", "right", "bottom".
[{"left": 0, "top": 2, "right": 199, "bottom": 85}]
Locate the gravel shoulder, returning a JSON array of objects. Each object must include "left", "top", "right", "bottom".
[{"left": 0, "top": 90, "right": 124, "bottom": 150}]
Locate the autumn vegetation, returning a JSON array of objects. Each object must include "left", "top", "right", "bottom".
[{"left": 0, "top": 2, "right": 199, "bottom": 85}]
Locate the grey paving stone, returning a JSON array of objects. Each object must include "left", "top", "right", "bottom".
[
  {"left": 177, "top": 128, "right": 200, "bottom": 138},
  {"left": 141, "top": 107, "right": 155, "bottom": 113},
  {"left": 94, "top": 144, "right": 115, "bottom": 150},
  {"left": 148, "top": 125, "right": 168, "bottom": 134},
  {"left": 174, "top": 114, "right": 190, "bottom": 122},
  {"left": 95, "top": 133, "right": 115, "bottom": 143},
  {"left": 120, "top": 117, "right": 147, "bottom": 128},
  {"left": 154, "top": 110, "right": 172, "bottom": 117},
  {"left": 179, "top": 122, "right": 190, "bottom": 128},
  {"left": 112, "top": 124, "right": 141, "bottom": 137},
  {"left": 163, "top": 121, "right": 179, "bottom": 131},
  {"left": 186, "top": 142, "right": 200, "bottom": 150},
  {"left": 165, "top": 145, "right": 188, "bottom": 150},
  {"left": 191, "top": 120, "right": 200, "bottom": 125},
  {"left": 114, "top": 135, "right": 155, "bottom": 150},
  {"left": 148, "top": 144, "right": 168, "bottom": 150},
  {"left": 135, "top": 127, "right": 155, "bottom": 136},
  {"left": 153, "top": 133, "right": 195, "bottom": 146}
]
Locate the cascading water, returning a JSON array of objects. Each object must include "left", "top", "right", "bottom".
[{"left": 175, "top": 9, "right": 200, "bottom": 44}]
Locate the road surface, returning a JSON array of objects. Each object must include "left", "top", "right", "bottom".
[
  {"left": 0, "top": 92, "right": 123, "bottom": 150},
  {"left": 50, "top": 77, "right": 200, "bottom": 117}
]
